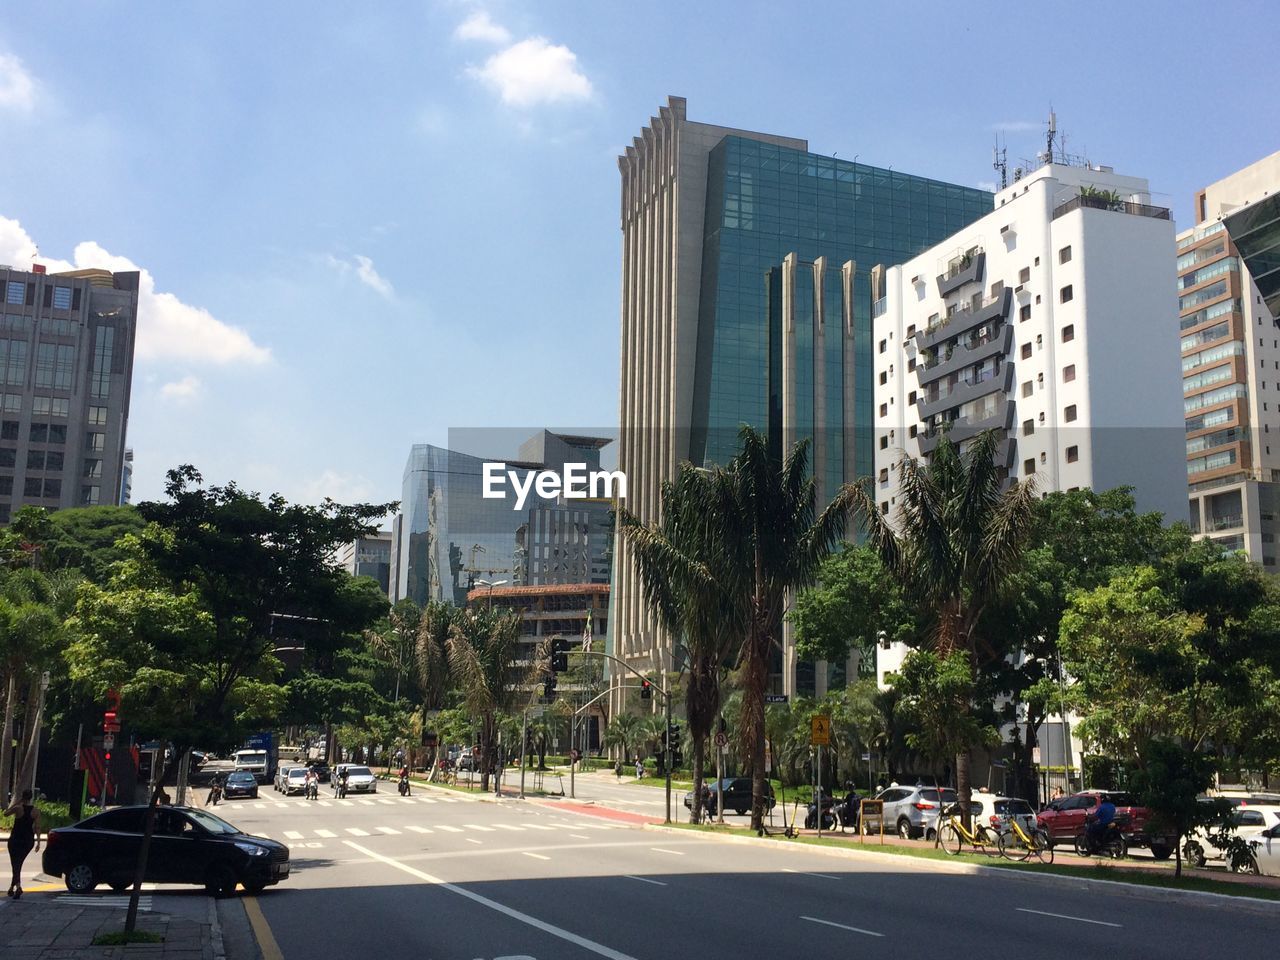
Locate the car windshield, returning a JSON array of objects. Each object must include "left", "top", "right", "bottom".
[
  {"left": 228, "top": 773, "right": 255, "bottom": 783},
  {"left": 995, "top": 799, "right": 1034, "bottom": 816},
  {"left": 184, "top": 808, "right": 242, "bottom": 835},
  {"left": 347, "top": 767, "right": 372, "bottom": 777},
  {"left": 920, "top": 789, "right": 958, "bottom": 802},
  {"left": 288, "top": 770, "right": 307, "bottom": 779}
]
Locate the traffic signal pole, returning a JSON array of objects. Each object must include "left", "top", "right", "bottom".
[{"left": 664, "top": 675, "right": 673, "bottom": 825}]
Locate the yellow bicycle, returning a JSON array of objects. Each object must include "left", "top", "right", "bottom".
[
  {"left": 997, "top": 816, "right": 1055, "bottom": 864},
  {"left": 936, "top": 804, "right": 997, "bottom": 855}
]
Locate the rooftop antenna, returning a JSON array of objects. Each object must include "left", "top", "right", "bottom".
[
  {"left": 1045, "top": 109, "right": 1058, "bottom": 165},
  {"left": 993, "top": 136, "right": 1008, "bottom": 190}
]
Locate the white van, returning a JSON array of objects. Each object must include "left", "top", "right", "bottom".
[{"left": 234, "top": 749, "right": 270, "bottom": 782}]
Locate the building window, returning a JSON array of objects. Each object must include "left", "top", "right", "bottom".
[
  {"left": 1024, "top": 459, "right": 1035, "bottom": 475},
  {"left": 0, "top": 339, "right": 28, "bottom": 387},
  {"left": 879, "top": 371, "right": 888, "bottom": 385},
  {"left": 27, "top": 450, "right": 44, "bottom": 470},
  {"left": 1062, "top": 325, "right": 1075, "bottom": 343},
  {"left": 83, "top": 459, "right": 103, "bottom": 479},
  {"left": 0, "top": 449, "right": 13, "bottom": 468},
  {"left": 23, "top": 477, "right": 42, "bottom": 498},
  {"left": 0, "top": 421, "right": 16, "bottom": 441},
  {"left": 908, "top": 357, "right": 916, "bottom": 372},
  {"left": 879, "top": 403, "right": 888, "bottom": 417},
  {"left": 1059, "top": 245, "right": 1072, "bottom": 264},
  {"left": 878, "top": 468, "right": 889, "bottom": 483},
  {"left": 52, "top": 286, "right": 72, "bottom": 310},
  {"left": 1065, "top": 404, "right": 1078, "bottom": 422},
  {"left": 906, "top": 324, "right": 916, "bottom": 338},
  {"left": 908, "top": 424, "right": 918, "bottom": 438},
  {"left": 1066, "top": 445, "right": 1079, "bottom": 463},
  {"left": 908, "top": 390, "right": 917, "bottom": 405},
  {"left": 1063, "top": 364, "right": 1076, "bottom": 382},
  {"left": 1020, "top": 303, "right": 1031, "bottom": 322},
  {"left": 1019, "top": 267, "right": 1030, "bottom": 284},
  {"left": 1021, "top": 343, "right": 1032, "bottom": 360},
  {"left": 1060, "top": 285, "right": 1074, "bottom": 304},
  {"left": 42, "top": 478, "right": 60, "bottom": 499},
  {"left": 30, "top": 423, "right": 47, "bottom": 443},
  {"left": 880, "top": 501, "right": 889, "bottom": 515},
  {"left": 1023, "top": 419, "right": 1035, "bottom": 436},
  {"left": 87, "top": 405, "right": 108, "bottom": 426},
  {"left": 46, "top": 451, "right": 63, "bottom": 471},
  {"left": 5, "top": 282, "right": 24, "bottom": 305},
  {"left": 85, "top": 432, "right": 105, "bottom": 452},
  {"left": 1035, "top": 256, "right": 1041, "bottom": 266},
  {"left": 90, "top": 325, "right": 114, "bottom": 399},
  {"left": 878, "top": 339, "right": 887, "bottom": 354},
  {"left": 81, "top": 485, "right": 100, "bottom": 506},
  {"left": 0, "top": 394, "right": 18, "bottom": 413},
  {"left": 879, "top": 435, "right": 888, "bottom": 450},
  {"left": 1021, "top": 381, "right": 1032, "bottom": 398},
  {"left": 48, "top": 424, "right": 66, "bottom": 444},
  {"left": 0, "top": 476, "right": 10, "bottom": 496}
]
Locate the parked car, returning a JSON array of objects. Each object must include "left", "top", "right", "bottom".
[
  {"left": 282, "top": 768, "right": 310, "bottom": 797},
  {"left": 681, "top": 778, "right": 775, "bottom": 816},
  {"left": 1242, "top": 821, "right": 1280, "bottom": 877},
  {"left": 869, "top": 785, "right": 959, "bottom": 839},
  {"left": 42, "top": 805, "right": 289, "bottom": 897},
  {"left": 969, "top": 793, "right": 1037, "bottom": 834},
  {"left": 223, "top": 771, "right": 259, "bottom": 800},
  {"left": 1037, "top": 790, "right": 1175, "bottom": 858},
  {"left": 343, "top": 765, "right": 377, "bottom": 794},
  {"left": 457, "top": 753, "right": 478, "bottom": 773},
  {"left": 1184, "top": 803, "right": 1280, "bottom": 868}
]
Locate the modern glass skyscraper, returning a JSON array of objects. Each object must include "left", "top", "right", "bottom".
[{"left": 615, "top": 97, "right": 991, "bottom": 700}]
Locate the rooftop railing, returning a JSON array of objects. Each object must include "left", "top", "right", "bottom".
[{"left": 1053, "top": 193, "right": 1171, "bottom": 221}]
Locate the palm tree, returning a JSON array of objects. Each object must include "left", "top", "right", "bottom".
[
  {"left": 722, "top": 426, "right": 854, "bottom": 830},
  {"left": 620, "top": 467, "right": 743, "bottom": 823},
  {"left": 365, "top": 599, "right": 421, "bottom": 704},
  {"left": 850, "top": 429, "right": 1036, "bottom": 816},
  {"left": 603, "top": 713, "right": 643, "bottom": 763},
  {"left": 415, "top": 601, "right": 460, "bottom": 711},
  {"left": 419, "top": 606, "right": 528, "bottom": 792}
]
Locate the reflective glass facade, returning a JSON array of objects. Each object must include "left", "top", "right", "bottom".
[
  {"left": 690, "top": 137, "right": 992, "bottom": 475},
  {"left": 1225, "top": 192, "right": 1280, "bottom": 319}
]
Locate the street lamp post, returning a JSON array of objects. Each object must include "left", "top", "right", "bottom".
[
  {"left": 474, "top": 578, "right": 509, "bottom": 611},
  {"left": 29, "top": 671, "right": 50, "bottom": 796}
]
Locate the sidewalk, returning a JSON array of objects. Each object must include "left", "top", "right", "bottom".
[{"left": 0, "top": 895, "right": 221, "bottom": 960}]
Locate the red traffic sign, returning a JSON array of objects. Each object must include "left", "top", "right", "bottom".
[{"left": 714, "top": 732, "right": 728, "bottom": 748}]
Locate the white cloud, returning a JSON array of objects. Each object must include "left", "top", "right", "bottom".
[
  {"left": 991, "top": 120, "right": 1042, "bottom": 132},
  {"left": 325, "top": 253, "right": 394, "bottom": 299},
  {"left": 454, "top": 11, "right": 511, "bottom": 45},
  {"left": 297, "top": 468, "right": 376, "bottom": 506},
  {"left": 0, "top": 216, "right": 270, "bottom": 366},
  {"left": 469, "top": 36, "right": 593, "bottom": 107},
  {"left": 160, "top": 375, "right": 202, "bottom": 401},
  {"left": 0, "top": 53, "right": 35, "bottom": 112}
]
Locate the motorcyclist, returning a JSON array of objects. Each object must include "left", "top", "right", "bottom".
[
  {"left": 398, "top": 763, "right": 411, "bottom": 796},
  {"left": 1087, "top": 796, "right": 1117, "bottom": 851},
  {"left": 836, "top": 783, "right": 861, "bottom": 832},
  {"left": 206, "top": 773, "right": 224, "bottom": 806},
  {"left": 337, "top": 766, "right": 350, "bottom": 799}
]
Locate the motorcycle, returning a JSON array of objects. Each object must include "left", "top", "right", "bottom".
[
  {"left": 306, "top": 779, "right": 319, "bottom": 801},
  {"left": 803, "top": 790, "right": 837, "bottom": 830},
  {"left": 398, "top": 774, "right": 411, "bottom": 797},
  {"left": 833, "top": 785, "right": 861, "bottom": 832},
  {"left": 337, "top": 778, "right": 348, "bottom": 799},
  {"left": 1074, "top": 814, "right": 1128, "bottom": 859},
  {"left": 207, "top": 781, "right": 223, "bottom": 806}
]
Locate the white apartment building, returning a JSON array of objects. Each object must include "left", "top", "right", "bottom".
[{"left": 872, "top": 163, "right": 1186, "bottom": 524}]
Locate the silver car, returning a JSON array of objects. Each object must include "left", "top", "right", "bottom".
[
  {"left": 342, "top": 765, "right": 377, "bottom": 794},
  {"left": 869, "top": 785, "right": 959, "bottom": 839},
  {"left": 283, "top": 767, "right": 309, "bottom": 796}
]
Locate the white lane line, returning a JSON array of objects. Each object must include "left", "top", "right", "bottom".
[
  {"left": 436, "top": 825, "right": 464, "bottom": 833},
  {"left": 522, "top": 852, "right": 551, "bottom": 861},
  {"left": 357, "top": 799, "right": 376, "bottom": 806},
  {"left": 492, "top": 824, "right": 525, "bottom": 832},
  {"left": 376, "top": 826, "right": 402, "bottom": 835},
  {"left": 570, "top": 834, "right": 591, "bottom": 840},
  {"left": 345, "top": 828, "right": 370, "bottom": 836},
  {"left": 800, "top": 916, "right": 883, "bottom": 938},
  {"left": 523, "top": 824, "right": 554, "bottom": 831},
  {"left": 782, "top": 868, "right": 840, "bottom": 880},
  {"left": 407, "top": 825, "right": 433, "bottom": 834},
  {"left": 465, "top": 824, "right": 496, "bottom": 832},
  {"left": 623, "top": 875, "right": 667, "bottom": 886},
  {"left": 377, "top": 798, "right": 397, "bottom": 805},
  {"left": 283, "top": 831, "right": 305, "bottom": 840},
  {"left": 1016, "top": 908, "right": 1122, "bottom": 928},
  {"left": 649, "top": 848, "right": 684, "bottom": 856},
  {"left": 416, "top": 797, "right": 437, "bottom": 804},
  {"left": 345, "top": 841, "right": 637, "bottom": 960},
  {"left": 315, "top": 830, "right": 337, "bottom": 838},
  {"left": 317, "top": 800, "right": 332, "bottom": 807},
  {"left": 253, "top": 803, "right": 267, "bottom": 809},
  {"left": 466, "top": 838, "right": 483, "bottom": 845},
  {"left": 274, "top": 803, "right": 289, "bottom": 809}
]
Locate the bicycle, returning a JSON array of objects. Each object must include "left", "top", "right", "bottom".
[
  {"left": 936, "top": 803, "right": 997, "bottom": 855},
  {"left": 997, "top": 816, "right": 1054, "bottom": 864}
]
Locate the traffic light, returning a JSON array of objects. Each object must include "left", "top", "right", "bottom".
[
  {"left": 668, "top": 721, "right": 680, "bottom": 743},
  {"left": 551, "top": 638, "right": 570, "bottom": 673},
  {"left": 640, "top": 678, "right": 652, "bottom": 700},
  {"left": 103, "top": 710, "right": 119, "bottom": 732}
]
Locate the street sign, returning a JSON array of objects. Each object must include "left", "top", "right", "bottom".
[
  {"left": 810, "top": 714, "right": 831, "bottom": 746},
  {"left": 765, "top": 694, "right": 789, "bottom": 704},
  {"left": 714, "top": 732, "right": 728, "bottom": 749},
  {"left": 103, "top": 733, "right": 115, "bottom": 752}
]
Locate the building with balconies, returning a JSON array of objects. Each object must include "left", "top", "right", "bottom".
[
  {"left": 872, "top": 162, "right": 1186, "bottom": 524},
  {"left": 1181, "top": 151, "right": 1280, "bottom": 567}
]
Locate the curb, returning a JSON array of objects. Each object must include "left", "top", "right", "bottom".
[
  {"left": 640, "top": 823, "right": 1278, "bottom": 918},
  {"left": 207, "top": 895, "right": 226, "bottom": 960}
]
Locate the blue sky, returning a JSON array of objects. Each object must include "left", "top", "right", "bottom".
[{"left": 0, "top": 0, "right": 1276, "bottom": 509}]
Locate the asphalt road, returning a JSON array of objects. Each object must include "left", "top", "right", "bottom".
[{"left": 200, "top": 779, "right": 1280, "bottom": 960}]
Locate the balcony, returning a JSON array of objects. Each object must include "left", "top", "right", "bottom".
[
  {"left": 1052, "top": 192, "right": 1171, "bottom": 222},
  {"left": 873, "top": 296, "right": 887, "bottom": 318},
  {"left": 1208, "top": 514, "right": 1244, "bottom": 532},
  {"left": 919, "top": 397, "right": 1016, "bottom": 455},
  {"left": 918, "top": 323, "right": 1013, "bottom": 387},
  {"left": 918, "top": 363, "right": 1014, "bottom": 422},
  {"left": 937, "top": 250, "right": 986, "bottom": 297},
  {"left": 917, "top": 287, "right": 1013, "bottom": 351}
]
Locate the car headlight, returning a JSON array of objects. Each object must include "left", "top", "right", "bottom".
[{"left": 235, "top": 842, "right": 270, "bottom": 857}]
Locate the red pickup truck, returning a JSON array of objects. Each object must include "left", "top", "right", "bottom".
[{"left": 1037, "top": 790, "right": 1175, "bottom": 859}]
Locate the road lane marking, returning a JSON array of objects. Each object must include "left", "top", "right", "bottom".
[
  {"left": 416, "top": 797, "right": 437, "bottom": 804},
  {"left": 649, "top": 848, "right": 684, "bottom": 856},
  {"left": 437, "top": 825, "right": 464, "bottom": 833},
  {"left": 274, "top": 803, "right": 288, "bottom": 809},
  {"left": 523, "top": 852, "right": 551, "bottom": 861},
  {"left": 253, "top": 803, "right": 267, "bottom": 809},
  {"left": 465, "top": 824, "right": 496, "bottom": 832},
  {"left": 357, "top": 799, "right": 376, "bottom": 806},
  {"left": 345, "top": 828, "right": 370, "bottom": 836},
  {"left": 570, "top": 834, "right": 591, "bottom": 840},
  {"left": 408, "top": 826, "right": 432, "bottom": 833},
  {"left": 342, "top": 841, "right": 639, "bottom": 960},
  {"left": 283, "top": 831, "right": 305, "bottom": 840},
  {"left": 523, "top": 824, "right": 554, "bottom": 831},
  {"left": 1016, "top": 908, "right": 1122, "bottom": 928},
  {"left": 317, "top": 800, "right": 332, "bottom": 807},
  {"left": 492, "top": 824, "right": 525, "bottom": 831},
  {"left": 376, "top": 826, "right": 402, "bottom": 835},
  {"left": 623, "top": 875, "right": 666, "bottom": 886},
  {"left": 801, "top": 916, "right": 883, "bottom": 938},
  {"left": 782, "top": 868, "right": 840, "bottom": 880},
  {"left": 244, "top": 893, "right": 284, "bottom": 960},
  {"left": 377, "top": 798, "right": 397, "bottom": 805},
  {"left": 466, "top": 838, "right": 483, "bottom": 844},
  {"left": 315, "top": 830, "right": 337, "bottom": 838}
]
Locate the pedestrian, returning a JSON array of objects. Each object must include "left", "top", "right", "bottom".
[
  {"left": 5, "top": 789, "right": 40, "bottom": 900},
  {"left": 634, "top": 758, "right": 644, "bottom": 780},
  {"left": 1051, "top": 785, "right": 1065, "bottom": 803},
  {"left": 615, "top": 759, "right": 623, "bottom": 781}
]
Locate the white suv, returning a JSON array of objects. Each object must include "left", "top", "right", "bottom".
[{"left": 1184, "top": 803, "right": 1280, "bottom": 868}]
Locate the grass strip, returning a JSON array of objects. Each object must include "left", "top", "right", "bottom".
[{"left": 92, "top": 931, "right": 165, "bottom": 946}]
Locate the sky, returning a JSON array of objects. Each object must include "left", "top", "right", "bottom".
[{"left": 0, "top": 0, "right": 1277, "bottom": 511}]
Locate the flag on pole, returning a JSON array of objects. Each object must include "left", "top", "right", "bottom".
[{"left": 582, "top": 609, "right": 593, "bottom": 653}]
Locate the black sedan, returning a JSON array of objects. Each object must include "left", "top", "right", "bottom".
[
  {"left": 223, "top": 771, "right": 259, "bottom": 799},
  {"left": 43, "top": 805, "right": 289, "bottom": 897},
  {"left": 682, "top": 777, "right": 776, "bottom": 816}
]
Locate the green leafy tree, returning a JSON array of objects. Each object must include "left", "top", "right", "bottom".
[
  {"left": 852, "top": 430, "right": 1035, "bottom": 817},
  {"left": 1129, "top": 738, "right": 1227, "bottom": 877},
  {"left": 603, "top": 713, "right": 643, "bottom": 763},
  {"left": 366, "top": 599, "right": 421, "bottom": 705},
  {"left": 42, "top": 506, "right": 147, "bottom": 583}
]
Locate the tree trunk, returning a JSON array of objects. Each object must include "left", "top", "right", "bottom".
[
  {"left": 0, "top": 671, "right": 17, "bottom": 806},
  {"left": 12, "top": 676, "right": 44, "bottom": 795},
  {"left": 1174, "top": 830, "right": 1183, "bottom": 879},
  {"left": 124, "top": 744, "right": 184, "bottom": 934},
  {"left": 691, "top": 735, "right": 705, "bottom": 824},
  {"left": 479, "top": 714, "right": 493, "bottom": 792},
  {"left": 955, "top": 749, "right": 972, "bottom": 829}
]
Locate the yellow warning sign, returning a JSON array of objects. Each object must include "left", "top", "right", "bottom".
[{"left": 810, "top": 714, "right": 831, "bottom": 746}]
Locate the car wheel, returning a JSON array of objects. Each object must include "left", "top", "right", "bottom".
[
  {"left": 1184, "top": 840, "right": 1206, "bottom": 868},
  {"left": 925, "top": 828, "right": 937, "bottom": 841},
  {"left": 65, "top": 863, "right": 97, "bottom": 894},
  {"left": 1149, "top": 844, "right": 1172, "bottom": 861},
  {"left": 205, "top": 865, "right": 238, "bottom": 899},
  {"left": 734, "top": 808, "right": 748, "bottom": 817},
  {"left": 242, "top": 879, "right": 267, "bottom": 895},
  {"left": 896, "top": 818, "right": 913, "bottom": 839}
]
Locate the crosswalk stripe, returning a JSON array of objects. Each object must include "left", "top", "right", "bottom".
[
  {"left": 416, "top": 797, "right": 437, "bottom": 804},
  {"left": 317, "top": 800, "right": 332, "bottom": 807},
  {"left": 376, "top": 826, "right": 402, "bottom": 835},
  {"left": 357, "top": 799, "right": 376, "bottom": 806},
  {"left": 315, "top": 829, "right": 337, "bottom": 838},
  {"left": 275, "top": 803, "right": 289, "bottom": 809},
  {"left": 345, "top": 828, "right": 370, "bottom": 836},
  {"left": 492, "top": 824, "right": 524, "bottom": 831},
  {"left": 436, "top": 825, "right": 463, "bottom": 833},
  {"left": 283, "top": 831, "right": 305, "bottom": 840},
  {"left": 377, "top": 798, "right": 397, "bottom": 805},
  {"left": 407, "top": 825, "right": 432, "bottom": 834},
  {"left": 464, "top": 824, "right": 495, "bottom": 832},
  {"left": 253, "top": 803, "right": 267, "bottom": 809}
]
